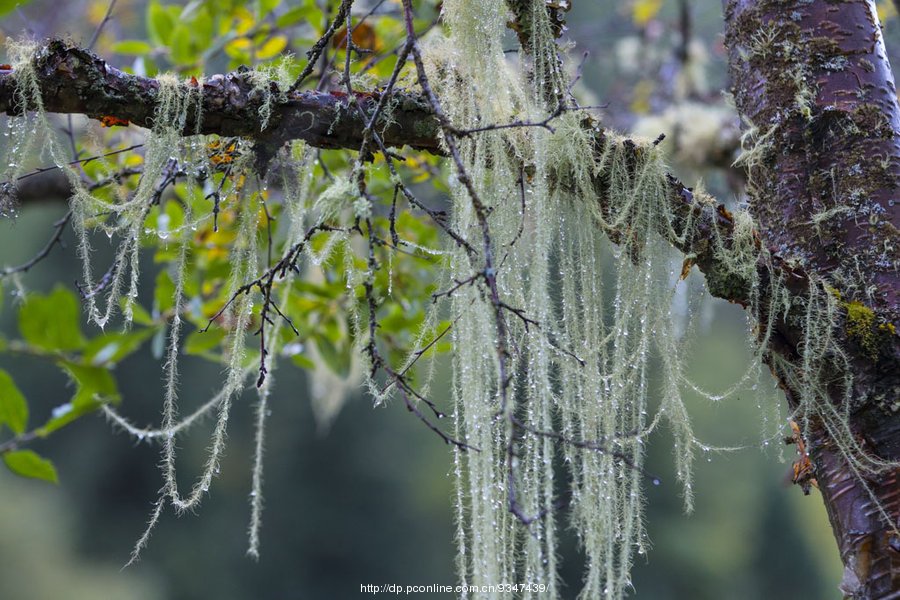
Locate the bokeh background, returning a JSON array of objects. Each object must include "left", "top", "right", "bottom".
[{"left": 4, "top": 0, "right": 887, "bottom": 596}]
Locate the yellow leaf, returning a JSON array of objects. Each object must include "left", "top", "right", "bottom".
[
  {"left": 88, "top": 0, "right": 109, "bottom": 25},
  {"left": 257, "top": 36, "right": 288, "bottom": 60},
  {"left": 877, "top": 0, "right": 897, "bottom": 22},
  {"left": 233, "top": 7, "right": 255, "bottom": 35},
  {"left": 227, "top": 37, "right": 252, "bottom": 51},
  {"left": 225, "top": 37, "right": 252, "bottom": 59},
  {"left": 630, "top": 80, "right": 654, "bottom": 115},
  {"left": 632, "top": 0, "right": 663, "bottom": 26}
]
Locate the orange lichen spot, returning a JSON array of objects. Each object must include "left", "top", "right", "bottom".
[
  {"left": 189, "top": 75, "right": 199, "bottom": 87},
  {"left": 726, "top": 298, "right": 749, "bottom": 309},
  {"left": 784, "top": 420, "right": 818, "bottom": 495},
  {"left": 98, "top": 115, "right": 130, "bottom": 127},
  {"left": 680, "top": 257, "right": 695, "bottom": 280},
  {"left": 0, "top": 64, "right": 11, "bottom": 70},
  {"left": 206, "top": 140, "right": 240, "bottom": 166},
  {"left": 751, "top": 229, "right": 762, "bottom": 249},
  {"left": 716, "top": 204, "right": 734, "bottom": 222}
]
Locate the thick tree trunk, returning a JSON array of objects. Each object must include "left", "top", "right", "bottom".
[{"left": 724, "top": 0, "right": 900, "bottom": 596}]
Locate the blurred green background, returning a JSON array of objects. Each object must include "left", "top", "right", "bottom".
[{"left": 0, "top": 0, "right": 856, "bottom": 597}]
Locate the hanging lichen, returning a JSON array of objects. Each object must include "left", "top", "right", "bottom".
[
  {"left": 2, "top": 3, "right": 897, "bottom": 597},
  {"left": 421, "top": 2, "right": 898, "bottom": 598},
  {"left": 424, "top": 2, "right": 705, "bottom": 596}
]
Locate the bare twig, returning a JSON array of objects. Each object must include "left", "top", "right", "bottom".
[
  {"left": 0, "top": 210, "right": 72, "bottom": 276},
  {"left": 87, "top": 0, "right": 118, "bottom": 50},
  {"left": 287, "top": 0, "right": 355, "bottom": 95}
]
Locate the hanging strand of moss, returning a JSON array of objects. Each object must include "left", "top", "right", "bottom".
[{"left": 429, "top": 2, "right": 710, "bottom": 597}]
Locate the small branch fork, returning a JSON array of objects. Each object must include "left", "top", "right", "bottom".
[
  {"left": 200, "top": 222, "right": 346, "bottom": 330},
  {"left": 287, "top": 0, "right": 354, "bottom": 95},
  {"left": 1, "top": 210, "right": 72, "bottom": 276}
]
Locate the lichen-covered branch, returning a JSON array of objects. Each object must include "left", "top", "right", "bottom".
[
  {"left": 0, "top": 40, "right": 441, "bottom": 155},
  {"left": 4, "top": 7, "right": 897, "bottom": 594},
  {"left": 0, "top": 39, "right": 826, "bottom": 344},
  {"left": 1, "top": 39, "right": 771, "bottom": 308}
]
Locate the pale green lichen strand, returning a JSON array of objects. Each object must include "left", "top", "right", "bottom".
[{"left": 430, "top": 2, "right": 701, "bottom": 597}]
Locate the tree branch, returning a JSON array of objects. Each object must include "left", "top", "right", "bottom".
[
  {"left": 0, "top": 40, "right": 804, "bottom": 317},
  {"left": 0, "top": 39, "right": 442, "bottom": 155}
]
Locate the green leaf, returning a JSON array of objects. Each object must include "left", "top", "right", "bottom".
[
  {"left": 185, "top": 327, "right": 227, "bottom": 355},
  {"left": 3, "top": 450, "right": 58, "bottom": 483},
  {"left": 192, "top": 8, "right": 214, "bottom": 48},
  {"left": 18, "top": 285, "right": 86, "bottom": 352},
  {"left": 170, "top": 25, "right": 194, "bottom": 65},
  {"left": 276, "top": 6, "right": 314, "bottom": 28},
  {"left": 154, "top": 270, "right": 176, "bottom": 313},
  {"left": 290, "top": 353, "right": 316, "bottom": 370},
  {"left": 112, "top": 40, "right": 154, "bottom": 55},
  {"left": 0, "top": 0, "right": 34, "bottom": 18},
  {"left": 314, "top": 333, "right": 349, "bottom": 377},
  {"left": 257, "top": 0, "right": 279, "bottom": 17},
  {"left": 0, "top": 369, "right": 27, "bottom": 435},
  {"left": 126, "top": 300, "right": 155, "bottom": 326},
  {"left": 147, "top": 1, "right": 175, "bottom": 46},
  {"left": 39, "top": 363, "right": 120, "bottom": 436},
  {"left": 83, "top": 328, "right": 156, "bottom": 367}
]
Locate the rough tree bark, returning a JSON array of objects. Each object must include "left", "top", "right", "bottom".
[
  {"left": 0, "top": 41, "right": 441, "bottom": 154},
  {"left": 1, "top": 1, "right": 899, "bottom": 591},
  {"left": 724, "top": 0, "right": 900, "bottom": 597}
]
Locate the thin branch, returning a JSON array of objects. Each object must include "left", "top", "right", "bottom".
[
  {"left": 0, "top": 210, "right": 72, "bottom": 276},
  {"left": 287, "top": 0, "right": 354, "bottom": 95},
  {"left": 0, "top": 144, "right": 143, "bottom": 187},
  {"left": 0, "top": 429, "right": 40, "bottom": 455},
  {"left": 87, "top": 0, "right": 118, "bottom": 50}
]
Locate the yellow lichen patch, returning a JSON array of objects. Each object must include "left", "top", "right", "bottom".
[{"left": 844, "top": 300, "right": 879, "bottom": 359}]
